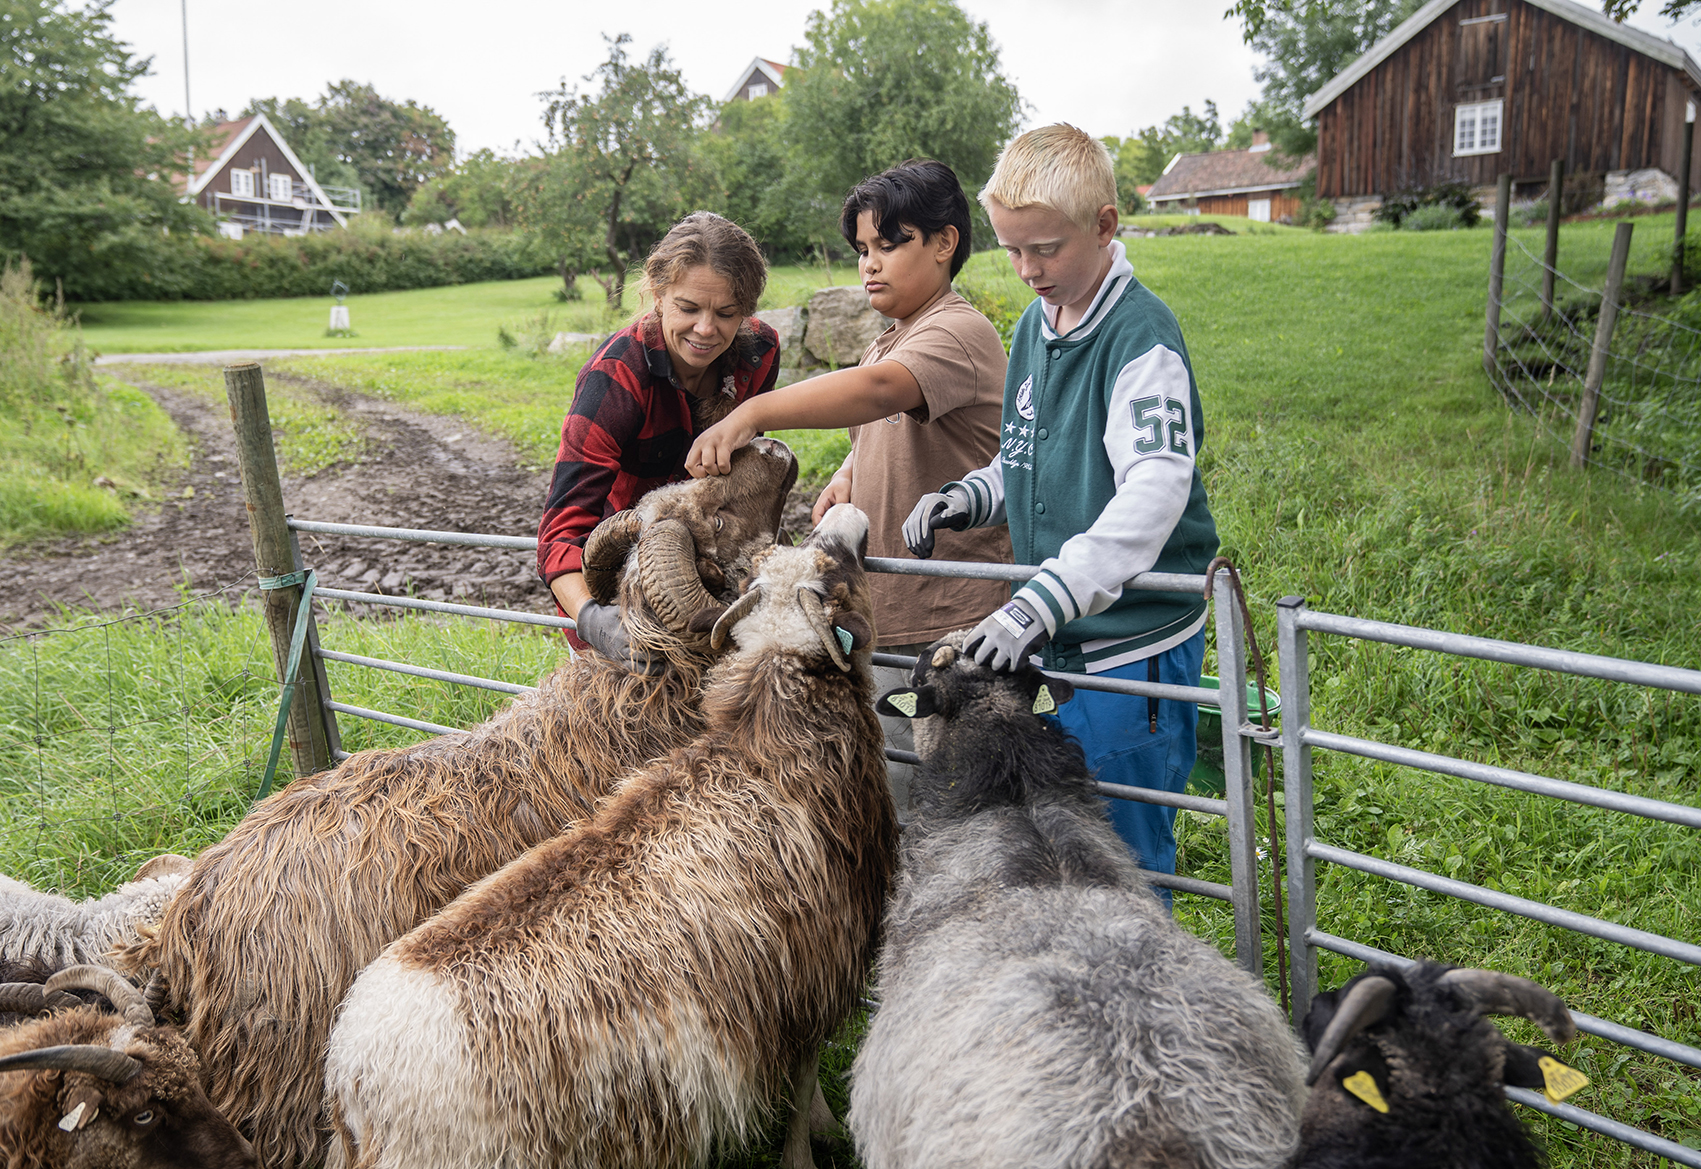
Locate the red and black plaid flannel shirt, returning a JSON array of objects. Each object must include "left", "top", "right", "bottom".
[{"left": 537, "top": 317, "right": 780, "bottom": 594}]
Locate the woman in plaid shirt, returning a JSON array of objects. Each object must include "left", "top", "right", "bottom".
[{"left": 537, "top": 213, "right": 780, "bottom": 664}]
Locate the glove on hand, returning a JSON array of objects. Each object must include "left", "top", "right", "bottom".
[
  {"left": 574, "top": 600, "right": 662, "bottom": 674},
  {"left": 902, "top": 487, "right": 973, "bottom": 559},
  {"left": 963, "top": 597, "right": 1051, "bottom": 673}
]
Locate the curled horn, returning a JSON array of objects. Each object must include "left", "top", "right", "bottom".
[
  {"left": 637, "top": 519, "right": 719, "bottom": 633},
  {"left": 581, "top": 511, "right": 646, "bottom": 604},
  {"left": 0, "top": 983, "right": 82, "bottom": 1017},
  {"left": 45, "top": 966, "right": 152, "bottom": 1027},
  {"left": 1306, "top": 975, "right": 1397, "bottom": 1085},
  {"left": 799, "top": 587, "right": 852, "bottom": 672},
  {"left": 1440, "top": 968, "right": 1576, "bottom": 1043},
  {"left": 709, "top": 587, "right": 764, "bottom": 651},
  {"left": 143, "top": 970, "right": 168, "bottom": 1018},
  {"left": 0, "top": 1044, "right": 141, "bottom": 1083}
]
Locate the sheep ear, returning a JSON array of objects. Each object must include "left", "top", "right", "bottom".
[
  {"left": 833, "top": 612, "right": 872, "bottom": 653},
  {"left": 686, "top": 605, "right": 727, "bottom": 634},
  {"left": 1305, "top": 974, "right": 1398, "bottom": 1085},
  {"left": 877, "top": 686, "right": 938, "bottom": 719},
  {"left": 1030, "top": 676, "right": 1072, "bottom": 714},
  {"left": 1501, "top": 1043, "right": 1553, "bottom": 1091}
]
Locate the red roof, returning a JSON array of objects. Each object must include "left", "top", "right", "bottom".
[{"left": 1146, "top": 146, "right": 1314, "bottom": 201}]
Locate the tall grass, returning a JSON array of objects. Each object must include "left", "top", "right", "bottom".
[{"left": 0, "top": 263, "right": 185, "bottom": 545}]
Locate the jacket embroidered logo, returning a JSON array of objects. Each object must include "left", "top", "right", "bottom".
[{"left": 1015, "top": 374, "right": 1036, "bottom": 421}]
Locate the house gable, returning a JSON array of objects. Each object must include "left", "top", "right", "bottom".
[
  {"left": 722, "top": 57, "right": 787, "bottom": 103},
  {"left": 188, "top": 114, "right": 349, "bottom": 229}
]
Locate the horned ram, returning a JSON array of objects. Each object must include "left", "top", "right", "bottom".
[
  {"left": 322, "top": 503, "right": 898, "bottom": 1169},
  {"left": 121, "top": 438, "right": 799, "bottom": 1169}
]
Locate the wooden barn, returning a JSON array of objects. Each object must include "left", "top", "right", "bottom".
[
  {"left": 182, "top": 113, "right": 360, "bottom": 239},
  {"left": 1145, "top": 132, "right": 1313, "bottom": 221},
  {"left": 1302, "top": 0, "right": 1701, "bottom": 227}
]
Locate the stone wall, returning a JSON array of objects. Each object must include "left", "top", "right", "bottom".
[{"left": 1326, "top": 195, "right": 1384, "bottom": 234}]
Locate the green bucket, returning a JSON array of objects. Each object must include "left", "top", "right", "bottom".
[{"left": 1189, "top": 675, "right": 1281, "bottom": 795}]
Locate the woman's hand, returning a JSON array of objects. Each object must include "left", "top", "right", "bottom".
[
  {"left": 811, "top": 457, "right": 855, "bottom": 525},
  {"left": 685, "top": 407, "right": 760, "bottom": 478}
]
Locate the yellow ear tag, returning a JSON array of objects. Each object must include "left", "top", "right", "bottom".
[
  {"left": 1537, "top": 1056, "right": 1589, "bottom": 1104},
  {"left": 1032, "top": 684, "right": 1056, "bottom": 715},
  {"left": 887, "top": 692, "right": 919, "bottom": 717},
  {"left": 1341, "top": 1070, "right": 1390, "bottom": 1113},
  {"left": 836, "top": 627, "right": 854, "bottom": 654}
]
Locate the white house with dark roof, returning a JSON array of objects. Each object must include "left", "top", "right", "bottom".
[
  {"left": 723, "top": 57, "right": 788, "bottom": 102},
  {"left": 181, "top": 114, "right": 360, "bottom": 239}
]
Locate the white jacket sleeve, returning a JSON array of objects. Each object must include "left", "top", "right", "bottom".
[
  {"left": 944, "top": 451, "right": 1007, "bottom": 529},
  {"left": 1013, "top": 344, "right": 1198, "bottom": 636}
]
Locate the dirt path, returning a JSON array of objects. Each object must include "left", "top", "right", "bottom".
[
  {"left": 0, "top": 370, "right": 554, "bottom": 632},
  {"left": 0, "top": 370, "right": 823, "bottom": 633}
]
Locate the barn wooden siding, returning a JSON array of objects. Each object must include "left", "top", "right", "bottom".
[
  {"left": 1315, "top": 0, "right": 1701, "bottom": 198},
  {"left": 1196, "top": 193, "right": 1305, "bottom": 220}
]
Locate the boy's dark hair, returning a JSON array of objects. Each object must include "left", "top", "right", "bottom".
[{"left": 839, "top": 159, "right": 973, "bottom": 278}]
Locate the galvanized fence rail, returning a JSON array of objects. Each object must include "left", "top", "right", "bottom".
[
  {"left": 1277, "top": 596, "right": 1701, "bottom": 1167},
  {"left": 283, "top": 515, "right": 1269, "bottom": 975}
]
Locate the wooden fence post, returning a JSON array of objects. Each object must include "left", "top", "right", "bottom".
[
  {"left": 1483, "top": 172, "right": 1513, "bottom": 378},
  {"left": 225, "top": 362, "right": 333, "bottom": 779},
  {"left": 1572, "top": 221, "right": 1635, "bottom": 469},
  {"left": 1542, "top": 159, "right": 1564, "bottom": 319},
  {"left": 1674, "top": 107, "right": 1694, "bottom": 298}
]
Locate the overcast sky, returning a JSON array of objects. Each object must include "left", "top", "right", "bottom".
[{"left": 106, "top": 0, "right": 1701, "bottom": 159}]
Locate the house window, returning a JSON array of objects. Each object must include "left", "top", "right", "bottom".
[
  {"left": 230, "top": 169, "right": 255, "bottom": 198},
  {"left": 748, "top": 81, "right": 768, "bottom": 99},
  {"left": 1248, "top": 198, "right": 1272, "bottom": 222},
  {"left": 1454, "top": 100, "right": 1503, "bottom": 156},
  {"left": 269, "top": 173, "right": 293, "bottom": 202}
]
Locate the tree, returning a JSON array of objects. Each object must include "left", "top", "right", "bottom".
[
  {"left": 403, "top": 149, "right": 521, "bottom": 228},
  {"left": 0, "top": 0, "right": 210, "bottom": 300},
  {"left": 695, "top": 96, "right": 821, "bottom": 259},
  {"left": 1107, "top": 102, "right": 1225, "bottom": 190},
  {"left": 537, "top": 35, "right": 713, "bottom": 308},
  {"left": 1227, "top": 0, "right": 1425, "bottom": 158},
  {"left": 242, "top": 82, "right": 456, "bottom": 219},
  {"left": 783, "top": 0, "right": 1022, "bottom": 242}
]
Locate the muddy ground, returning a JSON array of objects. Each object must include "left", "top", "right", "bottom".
[{"left": 0, "top": 369, "right": 819, "bottom": 632}]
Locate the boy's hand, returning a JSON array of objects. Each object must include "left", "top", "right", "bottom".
[
  {"left": 574, "top": 600, "right": 662, "bottom": 674},
  {"left": 902, "top": 488, "right": 973, "bottom": 558},
  {"left": 685, "top": 412, "right": 758, "bottom": 478},
  {"left": 963, "top": 598, "right": 1051, "bottom": 673},
  {"left": 811, "top": 464, "right": 855, "bottom": 525}
]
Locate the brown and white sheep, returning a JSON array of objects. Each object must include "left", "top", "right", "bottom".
[
  {"left": 121, "top": 438, "right": 799, "bottom": 1169},
  {"left": 323, "top": 502, "right": 898, "bottom": 1169},
  {"left": 0, "top": 964, "right": 257, "bottom": 1169}
]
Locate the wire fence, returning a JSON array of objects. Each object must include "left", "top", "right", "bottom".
[
  {"left": 0, "top": 575, "right": 271, "bottom": 894},
  {"left": 1488, "top": 225, "right": 1701, "bottom": 506}
]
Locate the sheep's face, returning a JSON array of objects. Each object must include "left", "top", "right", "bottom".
[
  {"left": 875, "top": 632, "right": 1074, "bottom": 763},
  {"left": 1301, "top": 962, "right": 1582, "bottom": 1151},
  {"left": 706, "top": 503, "right": 874, "bottom": 670},
  {"left": 9, "top": 1024, "right": 258, "bottom": 1169},
  {"left": 636, "top": 437, "right": 798, "bottom": 601}
]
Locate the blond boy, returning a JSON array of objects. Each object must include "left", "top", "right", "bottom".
[{"left": 902, "top": 125, "right": 1220, "bottom": 882}]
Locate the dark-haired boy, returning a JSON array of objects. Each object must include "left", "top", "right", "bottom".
[{"left": 687, "top": 159, "right": 1012, "bottom": 807}]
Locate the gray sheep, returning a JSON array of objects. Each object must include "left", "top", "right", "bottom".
[
  {"left": 853, "top": 634, "right": 1306, "bottom": 1169},
  {"left": 0, "top": 855, "right": 190, "bottom": 971}
]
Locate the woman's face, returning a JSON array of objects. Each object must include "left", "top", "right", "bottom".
[{"left": 658, "top": 266, "right": 744, "bottom": 384}]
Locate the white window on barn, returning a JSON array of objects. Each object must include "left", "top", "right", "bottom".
[
  {"left": 1454, "top": 100, "right": 1503, "bottom": 157},
  {"left": 1248, "top": 198, "right": 1272, "bottom": 222},
  {"left": 748, "top": 81, "right": 768, "bottom": 99},
  {"left": 230, "top": 169, "right": 255, "bottom": 198},
  {"left": 269, "top": 173, "right": 293, "bottom": 202}
]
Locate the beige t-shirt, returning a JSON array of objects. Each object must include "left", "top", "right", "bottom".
[{"left": 848, "top": 287, "right": 1014, "bottom": 645}]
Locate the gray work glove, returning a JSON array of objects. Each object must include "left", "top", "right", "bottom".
[
  {"left": 574, "top": 600, "right": 662, "bottom": 674},
  {"left": 902, "top": 486, "right": 973, "bottom": 559},
  {"left": 963, "top": 597, "right": 1051, "bottom": 673}
]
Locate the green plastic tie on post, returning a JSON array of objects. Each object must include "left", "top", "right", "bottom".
[{"left": 255, "top": 569, "right": 317, "bottom": 802}]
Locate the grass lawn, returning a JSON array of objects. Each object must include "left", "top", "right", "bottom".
[
  {"left": 72, "top": 260, "right": 864, "bottom": 355},
  {"left": 11, "top": 214, "right": 1701, "bottom": 1165}
]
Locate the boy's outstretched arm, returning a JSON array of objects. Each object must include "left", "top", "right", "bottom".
[{"left": 684, "top": 362, "right": 922, "bottom": 477}]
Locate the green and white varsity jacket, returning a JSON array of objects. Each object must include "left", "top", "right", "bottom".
[{"left": 946, "top": 241, "right": 1219, "bottom": 675}]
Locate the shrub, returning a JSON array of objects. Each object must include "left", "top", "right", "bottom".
[
  {"left": 1403, "top": 204, "right": 1467, "bottom": 231},
  {"left": 1376, "top": 182, "right": 1482, "bottom": 229},
  {"left": 1510, "top": 199, "right": 1549, "bottom": 228},
  {"left": 71, "top": 221, "right": 554, "bottom": 304}
]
